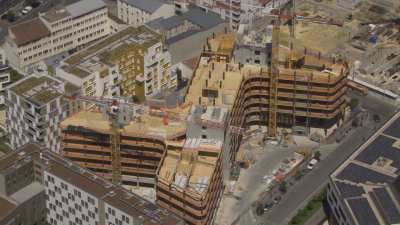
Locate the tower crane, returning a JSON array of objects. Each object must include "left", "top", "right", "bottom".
[{"left": 67, "top": 95, "right": 147, "bottom": 185}]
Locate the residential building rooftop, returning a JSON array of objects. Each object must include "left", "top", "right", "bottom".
[
  {"left": 123, "top": 0, "right": 164, "bottom": 14},
  {"left": 9, "top": 76, "right": 63, "bottom": 105},
  {"left": 62, "top": 26, "right": 161, "bottom": 78},
  {"left": 331, "top": 111, "right": 400, "bottom": 225},
  {"left": 0, "top": 196, "right": 16, "bottom": 220},
  {"left": 41, "top": 0, "right": 106, "bottom": 23},
  {"left": 8, "top": 18, "right": 50, "bottom": 47}
]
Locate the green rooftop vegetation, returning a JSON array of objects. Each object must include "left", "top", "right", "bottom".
[
  {"left": 0, "top": 142, "right": 11, "bottom": 154},
  {"left": 61, "top": 65, "right": 91, "bottom": 79},
  {"left": 64, "top": 82, "right": 80, "bottom": 94},
  {"left": 10, "top": 69, "right": 23, "bottom": 83},
  {"left": 11, "top": 76, "right": 52, "bottom": 95},
  {"left": 31, "top": 89, "right": 61, "bottom": 104},
  {"left": 64, "top": 26, "right": 162, "bottom": 65}
]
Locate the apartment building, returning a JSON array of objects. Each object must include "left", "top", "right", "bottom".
[
  {"left": 0, "top": 145, "right": 48, "bottom": 225},
  {"left": 5, "top": 74, "right": 79, "bottom": 152},
  {"left": 0, "top": 65, "right": 11, "bottom": 105},
  {"left": 195, "top": 0, "right": 290, "bottom": 30},
  {"left": 117, "top": 0, "right": 175, "bottom": 27},
  {"left": 60, "top": 26, "right": 174, "bottom": 101},
  {"left": 326, "top": 111, "right": 400, "bottom": 225},
  {"left": 4, "top": 0, "right": 110, "bottom": 71},
  {"left": 0, "top": 143, "right": 183, "bottom": 225}
]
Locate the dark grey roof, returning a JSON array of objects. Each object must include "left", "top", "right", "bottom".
[
  {"left": 182, "top": 7, "right": 224, "bottom": 29},
  {"left": 355, "top": 135, "right": 400, "bottom": 169},
  {"left": 146, "top": 16, "right": 185, "bottom": 30},
  {"left": 124, "top": 0, "right": 164, "bottom": 14},
  {"left": 347, "top": 198, "right": 380, "bottom": 225},
  {"left": 334, "top": 181, "right": 365, "bottom": 199},
  {"left": 384, "top": 118, "right": 400, "bottom": 138},
  {"left": 66, "top": 0, "right": 106, "bottom": 18},
  {"left": 165, "top": 29, "right": 199, "bottom": 45},
  {"left": 370, "top": 187, "right": 400, "bottom": 224},
  {"left": 337, "top": 163, "right": 395, "bottom": 184}
]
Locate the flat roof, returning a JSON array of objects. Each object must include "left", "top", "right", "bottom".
[
  {"left": 9, "top": 18, "right": 50, "bottom": 47},
  {"left": 331, "top": 111, "right": 400, "bottom": 225},
  {"left": 124, "top": 0, "right": 164, "bottom": 14},
  {"left": 9, "top": 76, "right": 62, "bottom": 105},
  {"left": 10, "top": 182, "right": 44, "bottom": 204},
  {"left": 60, "top": 110, "right": 186, "bottom": 140},
  {"left": 0, "top": 196, "right": 16, "bottom": 220},
  {"left": 63, "top": 26, "right": 161, "bottom": 76}
]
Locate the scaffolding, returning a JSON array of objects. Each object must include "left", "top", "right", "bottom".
[{"left": 268, "top": 19, "right": 281, "bottom": 138}]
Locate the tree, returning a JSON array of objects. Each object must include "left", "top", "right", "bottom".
[
  {"left": 350, "top": 98, "right": 359, "bottom": 111},
  {"left": 279, "top": 181, "right": 287, "bottom": 193},
  {"left": 314, "top": 150, "right": 321, "bottom": 161},
  {"left": 6, "top": 10, "right": 16, "bottom": 22}
]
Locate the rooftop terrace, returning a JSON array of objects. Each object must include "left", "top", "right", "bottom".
[{"left": 10, "top": 76, "right": 63, "bottom": 105}]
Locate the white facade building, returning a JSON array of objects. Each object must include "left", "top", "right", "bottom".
[
  {"left": 117, "top": 0, "right": 175, "bottom": 27},
  {"left": 0, "top": 65, "right": 10, "bottom": 105},
  {"left": 5, "top": 74, "right": 78, "bottom": 152},
  {"left": 42, "top": 148, "right": 183, "bottom": 225},
  {"left": 4, "top": 0, "right": 110, "bottom": 71}
]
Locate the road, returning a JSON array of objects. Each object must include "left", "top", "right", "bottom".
[{"left": 255, "top": 93, "right": 397, "bottom": 225}]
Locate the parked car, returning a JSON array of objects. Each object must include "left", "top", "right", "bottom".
[
  {"left": 263, "top": 200, "right": 274, "bottom": 212},
  {"left": 307, "top": 159, "right": 318, "bottom": 170}
]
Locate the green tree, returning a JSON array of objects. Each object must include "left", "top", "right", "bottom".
[
  {"left": 314, "top": 150, "right": 321, "bottom": 161},
  {"left": 6, "top": 10, "right": 16, "bottom": 22},
  {"left": 350, "top": 98, "right": 359, "bottom": 111},
  {"left": 279, "top": 181, "right": 288, "bottom": 193}
]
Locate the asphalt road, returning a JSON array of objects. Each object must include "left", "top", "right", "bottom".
[{"left": 256, "top": 93, "right": 398, "bottom": 225}]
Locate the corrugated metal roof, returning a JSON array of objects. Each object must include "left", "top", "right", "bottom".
[
  {"left": 66, "top": 0, "right": 106, "bottom": 18},
  {"left": 125, "top": 0, "right": 164, "bottom": 14}
]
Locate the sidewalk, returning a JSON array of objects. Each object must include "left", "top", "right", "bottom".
[{"left": 304, "top": 208, "right": 326, "bottom": 225}]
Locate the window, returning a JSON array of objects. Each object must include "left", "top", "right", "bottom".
[{"left": 254, "top": 59, "right": 260, "bottom": 64}]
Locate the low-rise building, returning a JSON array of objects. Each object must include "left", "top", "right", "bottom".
[
  {"left": 117, "top": 0, "right": 175, "bottom": 27},
  {"left": 59, "top": 26, "right": 173, "bottom": 101},
  {"left": 5, "top": 74, "right": 79, "bottom": 152},
  {"left": 4, "top": 0, "right": 110, "bottom": 71}
]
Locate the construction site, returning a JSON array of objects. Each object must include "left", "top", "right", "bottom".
[{"left": 56, "top": 9, "right": 353, "bottom": 223}]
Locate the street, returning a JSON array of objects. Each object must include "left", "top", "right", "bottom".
[{"left": 239, "top": 93, "right": 397, "bottom": 225}]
